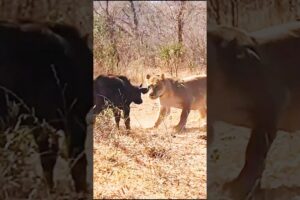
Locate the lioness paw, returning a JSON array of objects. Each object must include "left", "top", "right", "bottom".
[{"left": 173, "top": 125, "right": 185, "bottom": 132}]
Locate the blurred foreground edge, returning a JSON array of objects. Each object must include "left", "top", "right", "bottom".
[
  {"left": 0, "top": 1, "right": 93, "bottom": 199},
  {"left": 208, "top": 0, "right": 300, "bottom": 199}
]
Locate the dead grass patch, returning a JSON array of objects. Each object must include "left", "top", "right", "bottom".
[{"left": 93, "top": 96, "right": 206, "bottom": 199}]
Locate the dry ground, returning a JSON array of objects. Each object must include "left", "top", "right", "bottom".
[
  {"left": 209, "top": 122, "right": 300, "bottom": 200},
  {"left": 93, "top": 94, "right": 207, "bottom": 199}
]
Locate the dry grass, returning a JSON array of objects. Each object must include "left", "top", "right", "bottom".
[
  {"left": 0, "top": 90, "right": 93, "bottom": 200},
  {"left": 0, "top": 112, "right": 76, "bottom": 199},
  {"left": 93, "top": 93, "right": 206, "bottom": 199}
]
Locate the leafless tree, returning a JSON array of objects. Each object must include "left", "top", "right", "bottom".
[{"left": 94, "top": 1, "right": 206, "bottom": 77}]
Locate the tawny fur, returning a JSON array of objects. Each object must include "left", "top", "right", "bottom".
[{"left": 146, "top": 74, "right": 206, "bottom": 131}]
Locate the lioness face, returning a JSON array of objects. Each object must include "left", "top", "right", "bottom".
[{"left": 146, "top": 74, "right": 167, "bottom": 99}]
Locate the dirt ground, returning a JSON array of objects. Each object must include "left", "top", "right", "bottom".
[
  {"left": 93, "top": 94, "right": 207, "bottom": 199},
  {"left": 209, "top": 122, "right": 300, "bottom": 200}
]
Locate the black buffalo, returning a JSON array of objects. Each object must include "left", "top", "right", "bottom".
[
  {"left": 93, "top": 75, "right": 148, "bottom": 129},
  {"left": 0, "top": 20, "right": 92, "bottom": 194}
]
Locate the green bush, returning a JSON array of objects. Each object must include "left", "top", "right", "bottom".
[
  {"left": 159, "top": 43, "right": 185, "bottom": 76},
  {"left": 159, "top": 43, "right": 184, "bottom": 60}
]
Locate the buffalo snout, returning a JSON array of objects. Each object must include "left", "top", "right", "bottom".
[
  {"left": 134, "top": 98, "right": 143, "bottom": 104},
  {"left": 139, "top": 87, "right": 149, "bottom": 94}
]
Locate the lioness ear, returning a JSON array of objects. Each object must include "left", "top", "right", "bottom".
[
  {"left": 146, "top": 74, "right": 151, "bottom": 79},
  {"left": 161, "top": 74, "right": 165, "bottom": 80}
]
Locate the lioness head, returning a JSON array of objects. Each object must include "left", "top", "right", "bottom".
[{"left": 146, "top": 74, "right": 168, "bottom": 99}]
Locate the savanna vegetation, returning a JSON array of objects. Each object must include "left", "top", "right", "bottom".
[
  {"left": 93, "top": 1, "right": 207, "bottom": 199},
  {"left": 94, "top": 1, "right": 206, "bottom": 81}
]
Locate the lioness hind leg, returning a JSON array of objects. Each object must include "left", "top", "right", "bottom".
[
  {"left": 199, "top": 107, "right": 207, "bottom": 130},
  {"left": 174, "top": 108, "right": 190, "bottom": 132},
  {"left": 199, "top": 107, "right": 206, "bottom": 119}
]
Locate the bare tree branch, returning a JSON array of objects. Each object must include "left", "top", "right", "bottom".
[{"left": 129, "top": 0, "right": 139, "bottom": 30}]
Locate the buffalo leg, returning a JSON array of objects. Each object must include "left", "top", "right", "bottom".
[
  {"left": 69, "top": 129, "right": 88, "bottom": 195},
  {"left": 40, "top": 152, "right": 57, "bottom": 191},
  {"left": 35, "top": 130, "right": 58, "bottom": 192},
  {"left": 113, "top": 108, "right": 121, "bottom": 129},
  {"left": 224, "top": 127, "right": 276, "bottom": 199},
  {"left": 123, "top": 106, "right": 131, "bottom": 129},
  {"left": 71, "top": 151, "right": 87, "bottom": 193}
]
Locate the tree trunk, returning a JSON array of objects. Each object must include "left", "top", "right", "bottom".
[
  {"left": 177, "top": 1, "right": 185, "bottom": 44},
  {"left": 105, "top": 1, "right": 120, "bottom": 70},
  {"left": 129, "top": 0, "right": 142, "bottom": 57}
]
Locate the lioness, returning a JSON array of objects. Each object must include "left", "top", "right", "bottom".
[{"left": 146, "top": 74, "right": 206, "bottom": 131}]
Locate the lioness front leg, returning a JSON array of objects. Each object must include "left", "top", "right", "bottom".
[
  {"left": 174, "top": 107, "right": 190, "bottom": 132},
  {"left": 153, "top": 106, "right": 170, "bottom": 128}
]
